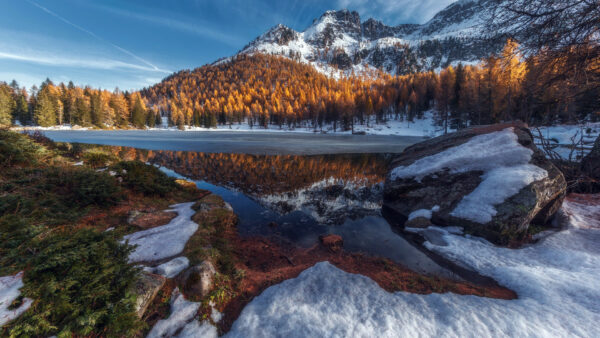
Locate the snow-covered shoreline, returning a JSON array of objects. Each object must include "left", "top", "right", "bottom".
[
  {"left": 227, "top": 195, "right": 600, "bottom": 337},
  {"left": 12, "top": 116, "right": 599, "bottom": 140}
]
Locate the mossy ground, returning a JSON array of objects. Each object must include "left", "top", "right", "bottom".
[{"left": 0, "top": 130, "right": 202, "bottom": 337}]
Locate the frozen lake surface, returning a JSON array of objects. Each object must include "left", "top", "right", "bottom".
[{"left": 42, "top": 130, "right": 425, "bottom": 155}]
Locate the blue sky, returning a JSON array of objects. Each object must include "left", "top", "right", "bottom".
[{"left": 0, "top": 0, "right": 456, "bottom": 91}]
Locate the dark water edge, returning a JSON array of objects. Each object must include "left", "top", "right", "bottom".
[{"left": 158, "top": 166, "right": 460, "bottom": 280}]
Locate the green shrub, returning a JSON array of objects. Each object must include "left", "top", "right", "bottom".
[
  {"left": 3, "top": 229, "right": 143, "bottom": 337},
  {"left": 83, "top": 151, "right": 118, "bottom": 168},
  {"left": 44, "top": 167, "right": 122, "bottom": 207},
  {"left": 0, "top": 131, "right": 48, "bottom": 167},
  {"left": 111, "top": 161, "right": 177, "bottom": 196},
  {"left": 0, "top": 215, "right": 44, "bottom": 275}
]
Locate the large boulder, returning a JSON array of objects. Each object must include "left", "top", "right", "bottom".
[{"left": 383, "top": 123, "right": 567, "bottom": 244}]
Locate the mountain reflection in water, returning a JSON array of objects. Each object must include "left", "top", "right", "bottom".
[{"left": 108, "top": 147, "right": 456, "bottom": 278}]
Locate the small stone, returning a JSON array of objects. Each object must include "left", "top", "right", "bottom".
[
  {"left": 319, "top": 234, "right": 343, "bottom": 253},
  {"left": 127, "top": 210, "right": 142, "bottom": 224},
  {"left": 180, "top": 261, "right": 216, "bottom": 298},
  {"left": 134, "top": 272, "right": 166, "bottom": 318}
]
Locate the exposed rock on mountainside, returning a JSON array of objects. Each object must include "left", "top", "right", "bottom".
[
  {"left": 384, "top": 123, "right": 567, "bottom": 244},
  {"left": 236, "top": 1, "right": 505, "bottom": 75}
]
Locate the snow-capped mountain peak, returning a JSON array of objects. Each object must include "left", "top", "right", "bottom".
[{"left": 236, "top": 1, "right": 504, "bottom": 76}]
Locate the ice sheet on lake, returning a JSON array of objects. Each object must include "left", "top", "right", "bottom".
[
  {"left": 228, "top": 199, "right": 600, "bottom": 337},
  {"left": 123, "top": 203, "right": 198, "bottom": 263}
]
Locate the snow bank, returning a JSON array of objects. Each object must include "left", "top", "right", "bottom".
[
  {"left": 228, "top": 199, "right": 600, "bottom": 337},
  {"left": 0, "top": 272, "right": 33, "bottom": 327},
  {"left": 176, "top": 320, "right": 218, "bottom": 338},
  {"left": 123, "top": 203, "right": 198, "bottom": 263},
  {"left": 534, "top": 122, "right": 600, "bottom": 159},
  {"left": 535, "top": 123, "right": 599, "bottom": 146},
  {"left": 12, "top": 124, "right": 89, "bottom": 131},
  {"left": 148, "top": 288, "right": 217, "bottom": 338},
  {"left": 561, "top": 196, "right": 600, "bottom": 229},
  {"left": 391, "top": 128, "right": 548, "bottom": 223},
  {"left": 408, "top": 205, "right": 439, "bottom": 220}
]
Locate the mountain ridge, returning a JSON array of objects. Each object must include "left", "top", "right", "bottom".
[{"left": 230, "top": 0, "right": 504, "bottom": 76}]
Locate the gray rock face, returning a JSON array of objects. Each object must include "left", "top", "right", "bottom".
[
  {"left": 383, "top": 123, "right": 567, "bottom": 244},
  {"left": 179, "top": 261, "right": 216, "bottom": 298},
  {"left": 134, "top": 272, "right": 166, "bottom": 318}
]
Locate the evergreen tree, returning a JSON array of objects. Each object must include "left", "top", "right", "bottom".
[
  {"left": 0, "top": 84, "right": 15, "bottom": 126},
  {"left": 14, "top": 91, "right": 29, "bottom": 124},
  {"left": 90, "top": 93, "right": 104, "bottom": 127},
  {"left": 34, "top": 87, "right": 58, "bottom": 127},
  {"left": 131, "top": 96, "right": 147, "bottom": 128}
]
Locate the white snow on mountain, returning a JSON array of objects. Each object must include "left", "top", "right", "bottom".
[{"left": 234, "top": 1, "right": 500, "bottom": 76}]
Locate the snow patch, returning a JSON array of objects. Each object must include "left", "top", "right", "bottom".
[
  {"left": 123, "top": 203, "right": 198, "bottom": 263},
  {"left": 0, "top": 272, "right": 33, "bottom": 327},
  {"left": 391, "top": 128, "right": 548, "bottom": 223},
  {"left": 147, "top": 288, "right": 200, "bottom": 338},
  {"left": 228, "top": 199, "right": 600, "bottom": 337},
  {"left": 562, "top": 196, "right": 600, "bottom": 229},
  {"left": 148, "top": 257, "right": 190, "bottom": 278},
  {"left": 408, "top": 205, "right": 439, "bottom": 221},
  {"left": 176, "top": 320, "right": 218, "bottom": 338}
]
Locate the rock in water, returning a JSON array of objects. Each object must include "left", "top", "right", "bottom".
[
  {"left": 383, "top": 123, "right": 566, "bottom": 244},
  {"left": 180, "top": 261, "right": 216, "bottom": 299}
]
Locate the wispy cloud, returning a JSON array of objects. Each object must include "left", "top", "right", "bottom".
[
  {"left": 25, "top": 0, "right": 171, "bottom": 73},
  {"left": 0, "top": 51, "right": 169, "bottom": 73},
  {"left": 91, "top": 4, "right": 245, "bottom": 47},
  {"left": 337, "top": 0, "right": 457, "bottom": 24}
]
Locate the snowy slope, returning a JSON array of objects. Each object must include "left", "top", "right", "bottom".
[
  {"left": 227, "top": 197, "right": 600, "bottom": 337},
  {"left": 234, "top": 1, "right": 503, "bottom": 76}
]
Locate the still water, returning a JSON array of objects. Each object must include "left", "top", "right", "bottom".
[{"left": 43, "top": 131, "right": 457, "bottom": 279}]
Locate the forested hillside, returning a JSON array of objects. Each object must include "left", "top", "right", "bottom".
[
  {"left": 0, "top": 80, "right": 157, "bottom": 128},
  {"left": 1, "top": 42, "right": 598, "bottom": 131}
]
